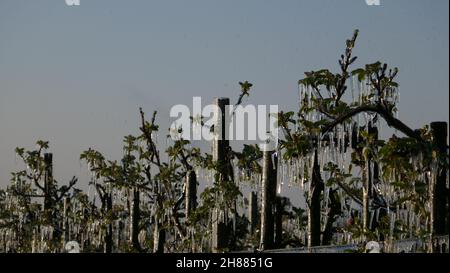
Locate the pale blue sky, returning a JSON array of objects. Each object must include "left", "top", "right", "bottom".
[{"left": 0, "top": 0, "right": 448, "bottom": 187}]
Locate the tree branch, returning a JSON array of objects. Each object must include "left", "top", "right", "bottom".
[{"left": 322, "top": 104, "right": 425, "bottom": 143}]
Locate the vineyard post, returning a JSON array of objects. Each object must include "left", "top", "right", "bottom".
[
  {"left": 248, "top": 191, "right": 258, "bottom": 235},
  {"left": 430, "top": 121, "right": 448, "bottom": 236},
  {"left": 211, "top": 97, "right": 231, "bottom": 252},
  {"left": 185, "top": 170, "right": 197, "bottom": 219},
  {"left": 130, "top": 187, "right": 141, "bottom": 251},
  {"left": 274, "top": 197, "right": 283, "bottom": 248},
  {"left": 117, "top": 220, "right": 123, "bottom": 249},
  {"left": 308, "top": 149, "right": 323, "bottom": 248},
  {"left": 260, "top": 149, "right": 277, "bottom": 250},
  {"left": 43, "top": 153, "right": 53, "bottom": 211},
  {"left": 44, "top": 152, "right": 59, "bottom": 248}
]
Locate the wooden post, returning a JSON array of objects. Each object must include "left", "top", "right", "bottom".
[
  {"left": 431, "top": 122, "right": 448, "bottom": 235},
  {"left": 212, "top": 98, "right": 230, "bottom": 169},
  {"left": 117, "top": 220, "right": 124, "bottom": 250},
  {"left": 248, "top": 192, "right": 258, "bottom": 235},
  {"left": 308, "top": 149, "right": 323, "bottom": 248},
  {"left": 43, "top": 153, "right": 53, "bottom": 211},
  {"left": 104, "top": 192, "right": 113, "bottom": 253},
  {"left": 211, "top": 97, "right": 231, "bottom": 253},
  {"left": 274, "top": 197, "right": 283, "bottom": 248},
  {"left": 130, "top": 188, "right": 141, "bottom": 251},
  {"left": 260, "top": 150, "right": 277, "bottom": 250},
  {"left": 185, "top": 170, "right": 197, "bottom": 219},
  {"left": 43, "top": 152, "right": 63, "bottom": 250}
]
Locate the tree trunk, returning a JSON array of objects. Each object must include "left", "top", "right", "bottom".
[
  {"left": 153, "top": 215, "right": 165, "bottom": 253},
  {"left": 322, "top": 189, "right": 341, "bottom": 246},
  {"left": 362, "top": 157, "right": 371, "bottom": 232},
  {"left": 362, "top": 121, "right": 378, "bottom": 232},
  {"left": 63, "top": 197, "right": 70, "bottom": 243}
]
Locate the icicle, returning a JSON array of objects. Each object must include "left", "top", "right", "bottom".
[{"left": 389, "top": 212, "right": 396, "bottom": 240}]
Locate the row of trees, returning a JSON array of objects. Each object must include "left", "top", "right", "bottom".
[{"left": 0, "top": 30, "right": 448, "bottom": 253}]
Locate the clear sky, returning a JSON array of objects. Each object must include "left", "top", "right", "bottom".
[{"left": 0, "top": 0, "right": 448, "bottom": 188}]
